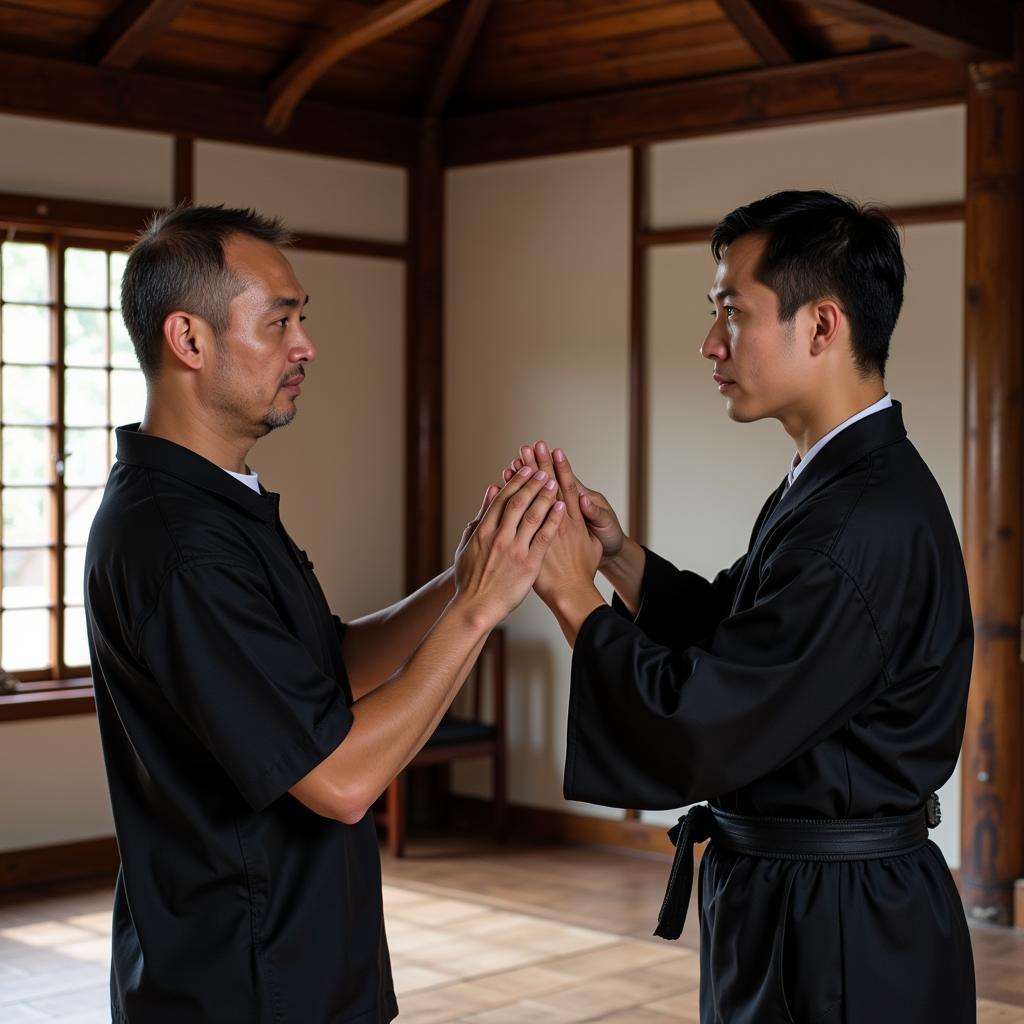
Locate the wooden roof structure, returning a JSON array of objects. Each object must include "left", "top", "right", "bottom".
[{"left": 0, "top": 1, "right": 1002, "bottom": 164}]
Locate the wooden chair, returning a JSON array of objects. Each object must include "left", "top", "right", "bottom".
[{"left": 380, "top": 628, "right": 507, "bottom": 858}]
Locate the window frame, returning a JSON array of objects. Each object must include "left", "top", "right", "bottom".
[{"left": 0, "top": 222, "right": 137, "bottom": 718}]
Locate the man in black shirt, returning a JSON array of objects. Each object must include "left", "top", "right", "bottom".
[{"left": 86, "top": 205, "right": 567, "bottom": 1023}]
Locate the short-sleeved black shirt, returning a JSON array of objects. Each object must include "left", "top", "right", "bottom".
[{"left": 85, "top": 426, "right": 397, "bottom": 1024}]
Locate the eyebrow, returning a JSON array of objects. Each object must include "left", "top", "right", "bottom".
[
  {"left": 266, "top": 295, "right": 309, "bottom": 313},
  {"left": 707, "top": 288, "right": 741, "bottom": 304}
]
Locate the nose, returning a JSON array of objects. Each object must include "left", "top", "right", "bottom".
[
  {"left": 700, "top": 319, "right": 728, "bottom": 362},
  {"left": 292, "top": 324, "right": 317, "bottom": 365}
]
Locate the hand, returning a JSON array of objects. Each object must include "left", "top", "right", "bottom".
[
  {"left": 454, "top": 467, "right": 566, "bottom": 631},
  {"left": 503, "top": 443, "right": 602, "bottom": 607},
  {"left": 504, "top": 441, "right": 626, "bottom": 568}
]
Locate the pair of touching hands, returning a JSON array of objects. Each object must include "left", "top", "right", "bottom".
[{"left": 452, "top": 441, "right": 626, "bottom": 641}]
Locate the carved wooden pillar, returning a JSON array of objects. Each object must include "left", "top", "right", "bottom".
[
  {"left": 405, "top": 119, "right": 445, "bottom": 591},
  {"left": 961, "top": 50, "right": 1024, "bottom": 926}
]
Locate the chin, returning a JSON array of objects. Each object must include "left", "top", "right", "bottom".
[
  {"left": 724, "top": 396, "right": 769, "bottom": 425},
  {"left": 261, "top": 406, "right": 297, "bottom": 433}
]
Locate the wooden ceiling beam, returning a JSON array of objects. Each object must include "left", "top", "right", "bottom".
[
  {"left": 0, "top": 51, "right": 415, "bottom": 166},
  {"left": 717, "top": 0, "right": 800, "bottom": 65},
  {"left": 425, "top": 0, "right": 493, "bottom": 117},
  {"left": 808, "top": 0, "right": 1013, "bottom": 63},
  {"left": 94, "top": 0, "right": 193, "bottom": 70},
  {"left": 443, "top": 48, "right": 967, "bottom": 165},
  {"left": 266, "top": 0, "right": 453, "bottom": 133}
]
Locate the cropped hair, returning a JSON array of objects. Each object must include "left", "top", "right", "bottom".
[
  {"left": 711, "top": 190, "right": 905, "bottom": 377},
  {"left": 121, "top": 205, "right": 292, "bottom": 380}
]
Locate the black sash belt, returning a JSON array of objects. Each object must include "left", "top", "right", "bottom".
[{"left": 654, "top": 795, "right": 939, "bottom": 941}]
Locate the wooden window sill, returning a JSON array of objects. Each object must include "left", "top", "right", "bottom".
[{"left": 0, "top": 680, "right": 95, "bottom": 722}]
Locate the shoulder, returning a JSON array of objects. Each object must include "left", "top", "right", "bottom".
[
  {"left": 86, "top": 462, "right": 272, "bottom": 631},
  {"left": 779, "top": 439, "right": 954, "bottom": 558},
  {"left": 92, "top": 461, "right": 268, "bottom": 566}
]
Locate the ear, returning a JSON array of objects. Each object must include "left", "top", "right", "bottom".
[
  {"left": 808, "top": 299, "right": 844, "bottom": 357},
  {"left": 162, "top": 312, "right": 209, "bottom": 371}
]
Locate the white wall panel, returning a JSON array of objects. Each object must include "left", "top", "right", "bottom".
[
  {"left": 650, "top": 106, "right": 965, "bottom": 230},
  {"left": 195, "top": 141, "right": 406, "bottom": 242},
  {"left": 445, "top": 149, "right": 630, "bottom": 814},
  {"left": 0, "top": 113, "right": 173, "bottom": 208}
]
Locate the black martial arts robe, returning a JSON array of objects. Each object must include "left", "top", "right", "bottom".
[{"left": 565, "top": 402, "right": 975, "bottom": 1023}]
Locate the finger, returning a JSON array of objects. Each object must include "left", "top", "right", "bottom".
[
  {"left": 515, "top": 477, "right": 558, "bottom": 544},
  {"left": 478, "top": 466, "right": 536, "bottom": 537},
  {"left": 464, "top": 485, "right": 500, "bottom": 542},
  {"left": 503, "top": 468, "right": 514, "bottom": 483},
  {"left": 531, "top": 500, "right": 567, "bottom": 551},
  {"left": 533, "top": 440, "right": 556, "bottom": 482},
  {"left": 519, "top": 445, "right": 538, "bottom": 471},
  {"left": 512, "top": 457, "right": 524, "bottom": 473},
  {"left": 480, "top": 484, "right": 499, "bottom": 517},
  {"left": 552, "top": 448, "right": 582, "bottom": 519},
  {"left": 497, "top": 469, "right": 549, "bottom": 538},
  {"left": 580, "top": 492, "right": 605, "bottom": 523}
]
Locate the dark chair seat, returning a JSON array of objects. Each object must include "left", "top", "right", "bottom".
[{"left": 427, "top": 715, "right": 497, "bottom": 746}]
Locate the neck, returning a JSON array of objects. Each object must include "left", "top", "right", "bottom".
[
  {"left": 140, "top": 396, "right": 253, "bottom": 474},
  {"left": 781, "top": 380, "right": 887, "bottom": 458}
]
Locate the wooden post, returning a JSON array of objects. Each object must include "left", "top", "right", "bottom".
[
  {"left": 625, "top": 146, "right": 649, "bottom": 825},
  {"left": 405, "top": 118, "right": 445, "bottom": 592},
  {"left": 961, "top": 37, "right": 1024, "bottom": 926}
]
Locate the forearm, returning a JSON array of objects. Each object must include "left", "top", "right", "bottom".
[
  {"left": 342, "top": 566, "right": 456, "bottom": 699},
  {"left": 307, "top": 596, "right": 490, "bottom": 820},
  {"left": 599, "top": 537, "right": 646, "bottom": 617}
]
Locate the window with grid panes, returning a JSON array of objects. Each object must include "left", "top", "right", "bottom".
[{"left": 0, "top": 236, "right": 145, "bottom": 683}]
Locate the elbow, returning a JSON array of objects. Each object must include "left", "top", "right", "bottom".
[
  {"left": 300, "top": 780, "right": 372, "bottom": 826},
  {"left": 330, "top": 783, "right": 373, "bottom": 825}
]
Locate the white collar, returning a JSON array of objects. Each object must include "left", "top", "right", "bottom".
[
  {"left": 224, "top": 467, "right": 261, "bottom": 494},
  {"left": 788, "top": 393, "right": 892, "bottom": 488}
]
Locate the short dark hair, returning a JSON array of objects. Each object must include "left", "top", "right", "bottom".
[
  {"left": 710, "top": 190, "right": 905, "bottom": 377},
  {"left": 121, "top": 205, "right": 293, "bottom": 381}
]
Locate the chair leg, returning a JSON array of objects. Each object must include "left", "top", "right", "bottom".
[
  {"left": 493, "top": 746, "right": 508, "bottom": 843},
  {"left": 437, "top": 763, "right": 452, "bottom": 827},
  {"left": 386, "top": 772, "right": 407, "bottom": 859}
]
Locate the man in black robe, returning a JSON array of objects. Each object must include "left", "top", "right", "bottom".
[{"left": 506, "top": 191, "right": 975, "bottom": 1022}]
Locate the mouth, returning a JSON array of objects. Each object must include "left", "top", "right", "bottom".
[
  {"left": 280, "top": 373, "right": 304, "bottom": 396},
  {"left": 712, "top": 372, "right": 735, "bottom": 393}
]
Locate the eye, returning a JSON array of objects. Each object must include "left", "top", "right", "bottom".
[{"left": 724, "top": 305, "right": 737, "bottom": 319}]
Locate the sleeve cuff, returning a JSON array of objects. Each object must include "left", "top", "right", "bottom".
[{"left": 242, "top": 689, "right": 354, "bottom": 812}]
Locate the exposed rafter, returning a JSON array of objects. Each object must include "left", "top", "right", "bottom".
[
  {"left": 717, "top": 0, "right": 801, "bottom": 65},
  {"left": 0, "top": 51, "right": 415, "bottom": 165},
  {"left": 266, "top": 0, "right": 454, "bottom": 134},
  {"left": 93, "top": 0, "right": 193, "bottom": 70},
  {"left": 809, "top": 0, "right": 1013, "bottom": 62},
  {"left": 425, "top": 0, "right": 493, "bottom": 116},
  {"left": 444, "top": 49, "right": 967, "bottom": 166}
]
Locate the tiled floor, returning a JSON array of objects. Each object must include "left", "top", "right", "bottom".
[{"left": 2, "top": 841, "right": 1023, "bottom": 1022}]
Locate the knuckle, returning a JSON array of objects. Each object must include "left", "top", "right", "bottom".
[{"left": 523, "top": 504, "right": 545, "bottom": 526}]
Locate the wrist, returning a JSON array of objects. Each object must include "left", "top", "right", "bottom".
[
  {"left": 446, "top": 592, "right": 498, "bottom": 638},
  {"left": 601, "top": 537, "right": 642, "bottom": 581},
  {"left": 550, "top": 582, "right": 604, "bottom": 622}
]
